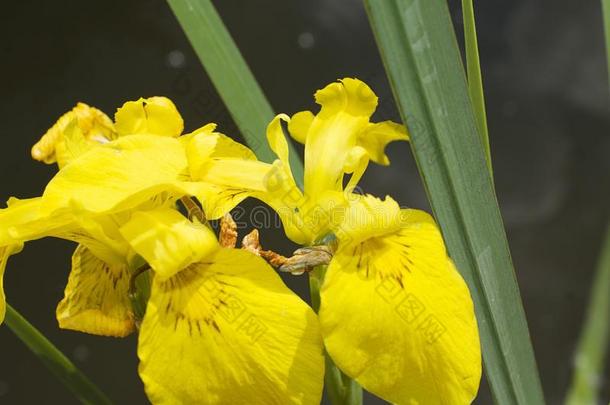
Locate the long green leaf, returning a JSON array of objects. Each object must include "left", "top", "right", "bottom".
[
  {"left": 565, "top": 224, "right": 610, "bottom": 405},
  {"left": 166, "top": 0, "right": 304, "bottom": 186},
  {"left": 461, "top": 0, "right": 492, "bottom": 175},
  {"left": 5, "top": 304, "right": 113, "bottom": 404},
  {"left": 364, "top": 1, "right": 545, "bottom": 403}
]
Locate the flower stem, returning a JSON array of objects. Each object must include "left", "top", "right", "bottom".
[
  {"left": 4, "top": 304, "right": 113, "bottom": 405},
  {"left": 309, "top": 266, "right": 363, "bottom": 405}
]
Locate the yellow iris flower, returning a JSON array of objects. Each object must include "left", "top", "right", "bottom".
[
  {"left": 2, "top": 78, "right": 480, "bottom": 404},
  {"left": 194, "top": 78, "right": 482, "bottom": 404},
  {"left": 0, "top": 96, "right": 325, "bottom": 404}
]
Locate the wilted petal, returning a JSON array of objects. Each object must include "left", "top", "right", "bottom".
[{"left": 31, "top": 102, "right": 116, "bottom": 166}]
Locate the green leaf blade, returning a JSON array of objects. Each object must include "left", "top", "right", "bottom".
[
  {"left": 5, "top": 304, "right": 113, "bottom": 405},
  {"left": 364, "top": 1, "right": 545, "bottom": 403},
  {"left": 462, "top": 0, "right": 492, "bottom": 175}
]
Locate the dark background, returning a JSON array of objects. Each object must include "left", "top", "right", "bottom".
[{"left": 1, "top": 0, "right": 609, "bottom": 404}]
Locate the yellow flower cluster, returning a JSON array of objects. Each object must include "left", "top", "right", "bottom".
[{"left": 0, "top": 79, "right": 481, "bottom": 404}]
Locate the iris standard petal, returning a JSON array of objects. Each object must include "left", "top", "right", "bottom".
[
  {"left": 314, "top": 78, "right": 377, "bottom": 119},
  {"left": 287, "top": 111, "right": 314, "bottom": 144},
  {"left": 138, "top": 248, "right": 324, "bottom": 405},
  {"left": 302, "top": 79, "right": 374, "bottom": 197},
  {"left": 114, "top": 97, "right": 184, "bottom": 137}
]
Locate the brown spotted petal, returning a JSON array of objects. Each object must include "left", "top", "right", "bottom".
[
  {"left": 320, "top": 207, "right": 482, "bottom": 404},
  {"left": 56, "top": 245, "right": 135, "bottom": 337},
  {"left": 137, "top": 248, "right": 324, "bottom": 405}
]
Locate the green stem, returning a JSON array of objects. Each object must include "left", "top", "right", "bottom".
[
  {"left": 309, "top": 266, "right": 363, "bottom": 405},
  {"left": 4, "top": 304, "right": 113, "bottom": 405},
  {"left": 565, "top": 225, "right": 610, "bottom": 405}
]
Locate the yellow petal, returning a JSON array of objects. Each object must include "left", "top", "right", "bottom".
[
  {"left": 314, "top": 78, "right": 377, "bottom": 118},
  {"left": 0, "top": 198, "right": 44, "bottom": 245},
  {"left": 0, "top": 244, "right": 21, "bottom": 324},
  {"left": 186, "top": 125, "right": 257, "bottom": 178},
  {"left": 258, "top": 160, "right": 312, "bottom": 244},
  {"left": 0, "top": 247, "right": 7, "bottom": 324},
  {"left": 192, "top": 152, "right": 310, "bottom": 243},
  {"left": 186, "top": 116, "right": 312, "bottom": 243},
  {"left": 120, "top": 208, "right": 218, "bottom": 280},
  {"left": 293, "top": 79, "right": 408, "bottom": 199},
  {"left": 191, "top": 158, "right": 286, "bottom": 225},
  {"left": 343, "top": 146, "right": 370, "bottom": 193},
  {"left": 194, "top": 183, "right": 254, "bottom": 220},
  {"left": 298, "top": 190, "right": 348, "bottom": 244},
  {"left": 184, "top": 115, "right": 311, "bottom": 242},
  {"left": 192, "top": 157, "right": 271, "bottom": 192},
  {"left": 320, "top": 207, "right": 482, "bottom": 404},
  {"left": 287, "top": 111, "right": 314, "bottom": 144},
  {"left": 332, "top": 194, "right": 402, "bottom": 246},
  {"left": 1, "top": 196, "right": 134, "bottom": 266},
  {"left": 138, "top": 248, "right": 324, "bottom": 404},
  {"left": 302, "top": 78, "right": 376, "bottom": 197},
  {"left": 114, "top": 97, "right": 184, "bottom": 137},
  {"left": 0, "top": 197, "right": 76, "bottom": 245},
  {"left": 70, "top": 215, "right": 132, "bottom": 264},
  {"left": 54, "top": 119, "right": 97, "bottom": 168},
  {"left": 31, "top": 103, "right": 116, "bottom": 167},
  {"left": 56, "top": 245, "right": 135, "bottom": 337},
  {"left": 41, "top": 134, "right": 190, "bottom": 214},
  {"left": 266, "top": 114, "right": 292, "bottom": 167},
  {"left": 358, "top": 121, "right": 409, "bottom": 165}
]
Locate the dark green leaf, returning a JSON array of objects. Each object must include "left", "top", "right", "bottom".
[{"left": 364, "top": 1, "right": 545, "bottom": 403}]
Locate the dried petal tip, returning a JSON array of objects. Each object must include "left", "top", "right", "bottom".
[
  {"left": 219, "top": 213, "right": 237, "bottom": 248},
  {"left": 32, "top": 103, "right": 116, "bottom": 167},
  {"left": 241, "top": 229, "right": 261, "bottom": 254},
  {"left": 278, "top": 245, "right": 333, "bottom": 275}
]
